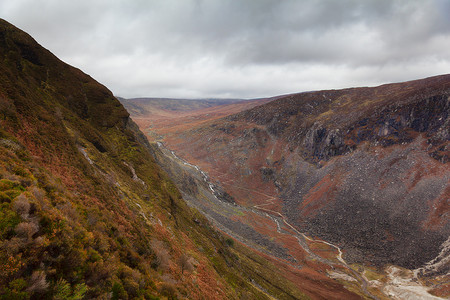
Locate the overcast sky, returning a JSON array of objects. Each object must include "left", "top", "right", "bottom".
[{"left": 1, "top": 0, "right": 450, "bottom": 99}]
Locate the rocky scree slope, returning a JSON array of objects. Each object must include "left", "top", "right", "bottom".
[
  {"left": 163, "top": 74, "right": 450, "bottom": 273},
  {"left": 0, "top": 19, "right": 295, "bottom": 300}
]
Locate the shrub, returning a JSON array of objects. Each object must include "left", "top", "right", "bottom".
[
  {"left": 2, "top": 237, "right": 23, "bottom": 254},
  {"left": 85, "top": 259, "right": 116, "bottom": 286},
  {"left": 177, "top": 254, "right": 194, "bottom": 274},
  {"left": 142, "top": 290, "right": 160, "bottom": 300},
  {"left": 13, "top": 166, "right": 28, "bottom": 177},
  {"left": 159, "top": 282, "right": 178, "bottom": 300},
  {"left": 150, "top": 239, "right": 170, "bottom": 270},
  {"left": 15, "top": 222, "right": 38, "bottom": 241},
  {"left": 0, "top": 191, "right": 10, "bottom": 203},
  {"left": 31, "top": 187, "right": 44, "bottom": 203},
  {"left": 87, "top": 248, "right": 102, "bottom": 263},
  {"left": 122, "top": 278, "right": 140, "bottom": 299},
  {"left": 4, "top": 189, "right": 22, "bottom": 200},
  {"left": 53, "top": 278, "right": 87, "bottom": 300},
  {"left": 225, "top": 238, "right": 234, "bottom": 247},
  {"left": 119, "top": 265, "right": 144, "bottom": 297},
  {"left": 53, "top": 279, "right": 70, "bottom": 300},
  {"left": 69, "top": 282, "right": 88, "bottom": 300},
  {"left": 0, "top": 203, "right": 21, "bottom": 239},
  {"left": 111, "top": 282, "right": 128, "bottom": 300},
  {"left": 27, "top": 271, "right": 48, "bottom": 295},
  {"left": 0, "top": 179, "right": 24, "bottom": 192},
  {"left": 0, "top": 278, "right": 28, "bottom": 300},
  {"left": 19, "top": 177, "right": 33, "bottom": 188},
  {"left": 13, "top": 194, "right": 30, "bottom": 219}
]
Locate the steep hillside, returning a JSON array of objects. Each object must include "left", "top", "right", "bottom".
[
  {"left": 141, "top": 75, "right": 450, "bottom": 298},
  {"left": 0, "top": 19, "right": 310, "bottom": 300}
]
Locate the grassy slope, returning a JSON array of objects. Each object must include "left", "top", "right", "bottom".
[{"left": 0, "top": 19, "right": 309, "bottom": 300}]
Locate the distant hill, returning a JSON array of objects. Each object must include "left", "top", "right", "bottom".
[
  {"left": 119, "top": 97, "right": 245, "bottom": 116},
  {"left": 119, "top": 97, "right": 273, "bottom": 142}
]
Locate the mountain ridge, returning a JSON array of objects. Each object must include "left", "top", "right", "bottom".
[{"left": 0, "top": 18, "right": 315, "bottom": 299}]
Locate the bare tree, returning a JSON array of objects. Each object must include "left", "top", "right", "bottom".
[
  {"left": 178, "top": 254, "right": 194, "bottom": 274},
  {"left": 13, "top": 194, "right": 30, "bottom": 219},
  {"left": 150, "top": 239, "right": 170, "bottom": 270},
  {"left": 27, "top": 271, "right": 49, "bottom": 294}
]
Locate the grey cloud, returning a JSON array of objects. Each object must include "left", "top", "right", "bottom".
[{"left": 1, "top": 0, "right": 449, "bottom": 98}]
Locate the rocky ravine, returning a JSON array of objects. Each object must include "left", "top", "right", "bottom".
[
  {"left": 164, "top": 75, "right": 449, "bottom": 271},
  {"left": 132, "top": 75, "right": 450, "bottom": 298},
  {"left": 149, "top": 140, "right": 448, "bottom": 299},
  {"left": 150, "top": 141, "right": 377, "bottom": 299}
]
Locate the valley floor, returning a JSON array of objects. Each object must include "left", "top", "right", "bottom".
[{"left": 153, "top": 142, "right": 448, "bottom": 300}]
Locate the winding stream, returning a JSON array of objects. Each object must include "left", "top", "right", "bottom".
[{"left": 155, "top": 141, "right": 445, "bottom": 300}]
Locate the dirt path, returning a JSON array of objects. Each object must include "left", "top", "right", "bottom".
[{"left": 246, "top": 188, "right": 377, "bottom": 299}]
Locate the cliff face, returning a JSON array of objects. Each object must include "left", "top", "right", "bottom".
[
  {"left": 229, "top": 76, "right": 449, "bottom": 163},
  {"left": 158, "top": 74, "right": 450, "bottom": 271},
  {"left": 0, "top": 19, "right": 297, "bottom": 299}
]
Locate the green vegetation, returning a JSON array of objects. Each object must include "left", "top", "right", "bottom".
[
  {"left": 0, "top": 18, "right": 310, "bottom": 299},
  {"left": 364, "top": 268, "right": 385, "bottom": 282}
]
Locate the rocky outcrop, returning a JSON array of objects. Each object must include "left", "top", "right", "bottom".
[
  {"left": 302, "top": 123, "right": 352, "bottom": 161},
  {"left": 296, "top": 93, "right": 450, "bottom": 163},
  {"left": 228, "top": 77, "right": 450, "bottom": 165},
  {"left": 345, "top": 94, "right": 449, "bottom": 162}
]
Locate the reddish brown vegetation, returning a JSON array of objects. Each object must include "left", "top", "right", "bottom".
[{"left": 129, "top": 73, "right": 449, "bottom": 299}]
